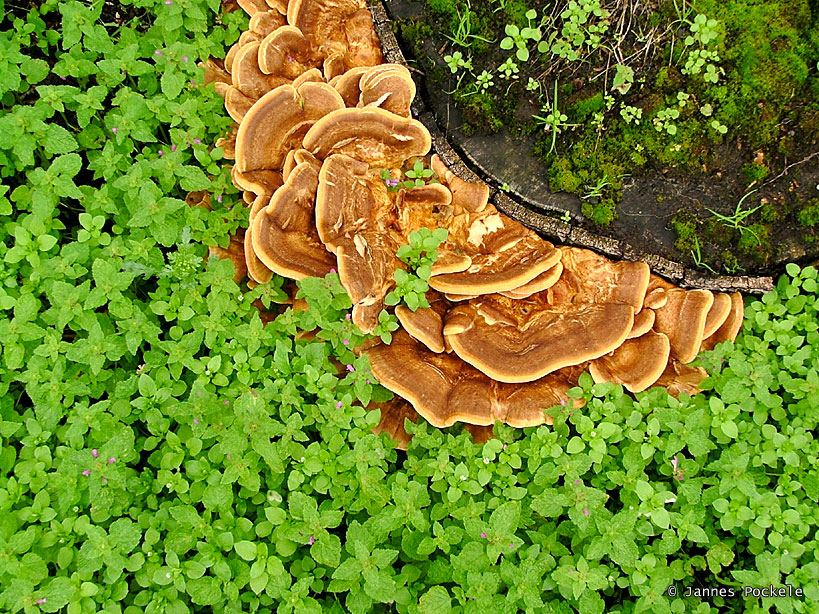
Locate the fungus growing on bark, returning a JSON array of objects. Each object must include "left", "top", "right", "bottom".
[
  {"left": 365, "top": 329, "right": 582, "bottom": 428},
  {"left": 627, "top": 308, "right": 656, "bottom": 339},
  {"left": 699, "top": 292, "right": 744, "bottom": 352},
  {"left": 249, "top": 10, "right": 287, "bottom": 37},
  {"left": 357, "top": 64, "right": 415, "bottom": 117},
  {"left": 329, "top": 66, "right": 369, "bottom": 107},
  {"left": 251, "top": 161, "right": 336, "bottom": 279},
  {"left": 430, "top": 154, "right": 489, "bottom": 213},
  {"left": 235, "top": 81, "right": 344, "bottom": 172},
  {"left": 258, "top": 26, "right": 321, "bottom": 78},
  {"left": 395, "top": 292, "right": 449, "bottom": 353},
  {"left": 303, "top": 107, "right": 431, "bottom": 167},
  {"left": 589, "top": 331, "right": 671, "bottom": 393},
  {"left": 653, "top": 288, "right": 714, "bottom": 364}
]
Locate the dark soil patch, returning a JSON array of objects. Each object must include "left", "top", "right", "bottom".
[{"left": 386, "top": 0, "right": 819, "bottom": 276}]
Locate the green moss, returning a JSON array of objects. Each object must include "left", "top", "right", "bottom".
[
  {"left": 581, "top": 199, "right": 617, "bottom": 226},
  {"left": 671, "top": 210, "right": 700, "bottom": 253},
  {"left": 760, "top": 201, "right": 783, "bottom": 223},
  {"left": 568, "top": 92, "right": 604, "bottom": 123},
  {"left": 503, "top": 0, "right": 531, "bottom": 27},
  {"left": 741, "top": 161, "right": 769, "bottom": 185},
  {"left": 455, "top": 91, "right": 503, "bottom": 134},
  {"left": 737, "top": 223, "right": 771, "bottom": 260},
  {"left": 399, "top": 20, "right": 433, "bottom": 60},
  {"left": 547, "top": 158, "right": 582, "bottom": 192},
  {"left": 720, "top": 249, "right": 741, "bottom": 272},
  {"left": 797, "top": 198, "right": 819, "bottom": 227}
]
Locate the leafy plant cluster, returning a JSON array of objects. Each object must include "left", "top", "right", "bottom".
[
  {"left": 2, "top": 1, "right": 819, "bottom": 614},
  {"left": 385, "top": 227, "right": 449, "bottom": 312}
]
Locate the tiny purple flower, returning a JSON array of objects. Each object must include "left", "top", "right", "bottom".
[
  {"left": 226, "top": 206, "right": 232, "bottom": 211},
  {"left": 193, "top": 138, "right": 201, "bottom": 144},
  {"left": 217, "top": 195, "right": 223, "bottom": 203},
  {"left": 82, "top": 470, "right": 90, "bottom": 476},
  {"left": 366, "top": 379, "right": 370, "bottom": 384},
  {"left": 560, "top": 399, "right": 566, "bottom": 406},
  {"left": 308, "top": 536, "right": 315, "bottom": 545},
  {"left": 574, "top": 479, "right": 580, "bottom": 485},
  {"left": 224, "top": 400, "right": 229, "bottom": 405},
  {"left": 165, "top": 0, "right": 172, "bottom": 4},
  {"left": 158, "top": 150, "right": 164, "bottom": 156},
  {"left": 59, "top": 75, "right": 66, "bottom": 80},
  {"left": 92, "top": 449, "right": 99, "bottom": 458},
  {"left": 345, "top": 313, "right": 351, "bottom": 320},
  {"left": 196, "top": 391, "right": 202, "bottom": 397},
  {"left": 343, "top": 339, "right": 349, "bottom": 346},
  {"left": 171, "top": 144, "right": 177, "bottom": 152},
  {"left": 102, "top": 477, "right": 108, "bottom": 484},
  {"left": 346, "top": 364, "right": 355, "bottom": 372},
  {"left": 336, "top": 401, "right": 342, "bottom": 409},
  {"left": 330, "top": 268, "right": 336, "bottom": 274},
  {"left": 193, "top": 418, "right": 200, "bottom": 424},
  {"left": 108, "top": 457, "right": 116, "bottom": 464},
  {"left": 569, "top": 569, "right": 574, "bottom": 574},
  {"left": 111, "top": 127, "right": 118, "bottom": 134},
  {"left": 480, "top": 532, "right": 487, "bottom": 538},
  {"left": 584, "top": 509, "right": 589, "bottom": 516},
  {"left": 155, "top": 50, "right": 163, "bottom": 56},
  {"left": 182, "top": 56, "right": 188, "bottom": 62},
  {"left": 226, "top": 454, "right": 231, "bottom": 460},
  {"left": 509, "top": 543, "right": 514, "bottom": 548},
  {"left": 37, "top": 598, "right": 46, "bottom": 605},
  {"left": 503, "top": 443, "right": 507, "bottom": 450}
]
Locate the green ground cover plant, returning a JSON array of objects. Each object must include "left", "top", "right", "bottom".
[{"left": 1, "top": 1, "right": 818, "bottom": 613}]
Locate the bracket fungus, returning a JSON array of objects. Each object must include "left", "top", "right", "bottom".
[{"left": 213, "top": 1, "right": 747, "bottom": 446}]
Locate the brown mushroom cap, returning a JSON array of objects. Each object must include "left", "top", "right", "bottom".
[
  {"left": 430, "top": 154, "right": 489, "bottom": 213},
  {"left": 251, "top": 161, "right": 336, "bottom": 279},
  {"left": 342, "top": 8, "right": 384, "bottom": 69},
  {"left": 329, "top": 66, "right": 369, "bottom": 107},
  {"left": 238, "top": 0, "right": 271, "bottom": 16},
  {"left": 232, "top": 168, "right": 284, "bottom": 198},
  {"left": 235, "top": 81, "right": 344, "bottom": 173},
  {"left": 224, "top": 86, "right": 257, "bottom": 123},
  {"left": 655, "top": 359, "right": 708, "bottom": 398},
  {"left": 701, "top": 293, "right": 732, "bottom": 339},
  {"left": 429, "top": 212, "right": 560, "bottom": 295},
  {"left": 302, "top": 107, "right": 431, "bottom": 167},
  {"left": 549, "top": 246, "right": 650, "bottom": 312},
  {"left": 249, "top": 10, "right": 287, "bottom": 37},
  {"left": 322, "top": 53, "right": 346, "bottom": 81},
  {"left": 265, "top": 0, "right": 288, "bottom": 13},
  {"left": 395, "top": 183, "right": 452, "bottom": 236},
  {"left": 395, "top": 292, "right": 449, "bottom": 353},
  {"left": 245, "top": 194, "right": 276, "bottom": 284},
  {"left": 315, "top": 154, "right": 401, "bottom": 333},
  {"left": 366, "top": 329, "right": 583, "bottom": 428},
  {"left": 202, "top": 59, "right": 232, "bottom": 86},
  {"left": 627, "top": 308, "right": 656, "bottom": 339},
  {"left": 287, "top": 0, "right": 366, "bottom": 49},
  {"left": 258, "top": 25, "right": 321, "bottom": 78},
  {"left": 653, "top": 288, "right": 714, "bottom": 364},
  {"left": 700, "top": 292, "right": 744, "bottom": 352},
  {"left": 292, "top": 67, "right": 325, "bottom": 87},
  {"left": 443, "top": 293, "right": 635, "bottom": 383},
  {"left": 358, "top": 65, "right": 416, "bottom": 117},
  {"left": 231, "top": 41, "right": 290, "bottom": 100},
  {"left": 499, "top": 262, "right": 563, "bottom": 299},
  {"left": 589, "top": 331, "right": 671, "bottom": 393}
]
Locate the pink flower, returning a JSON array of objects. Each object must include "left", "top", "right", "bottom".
[
  {"left": 111, "top": 127, "right": 118, "bottom": 134},
  {"left": 345, "top": 314, "right": 351, "bottom": 320},
  {"left": 158, "top": 150, "right": 164, "bottom": 156},
  {"left": 584, "top": 509, "right": 589, "bottom": 516},
  {"left": 92, "top": 449, "right": 99, "bottom": 458},
  {"left": 108, "top": 457, "right": 116, "bottom": 464},
  {"left": 155, "top": 50, "right": 163, "bottom": 56},
  {"left": 346, "top": 364, "right": 355, "bottom": 372},
  {"left": 508, "top": 543, "right": 514, "bottom": 548},
  {"left": 182, "top": 56, "right": 188, "bottom": 62},
  {"left": 193, "top": 418, "right": 199, "bottom": 424},
  {"left": 308, "top": 536, "right": 315, "bottom": 545},
  {"left": 336, "top": 401, "right": 342, "bottom": 409},
  {"left": 171, "top": 144, "right": 177, "bottom": 152},
  {"left": 165, "top": 0, "right": 172, "bottom": 4},
  {"left": 226, "top": 454, "right": 231, "bottom": 460},
  {"left": 560, "top": 399, "right": 566, "bottom": 406},
  {"left": 503, "top": 443, "right": 507, "bottom": 450},
  {"left": 329, "top": 268, "right": 336, "bottom": 274},
  {"left": 224, "top": 400, "right": 229, "bottom": 405},
  {"left": 365, "top": 379, "right": 370, "bottom": 384},
  {"left": 196, "top": 391, "right": 202, "bottom": 397},
  {"left": 102, "top": 477, "right": 108, "bottom": 484},
  {"left": 480, "top": 532, "right": 487, "bottom": 538},
  {"left": 343, "top": 339, "right": 349, "bottom": 346},
  {"left": 574, "top": 479, "right": 580, "bottom": 485},
  {"left": 217, "top": 195, "right": 223, "bottom": 203},
  {"left": 82, "top": 470, "right": 90, "bottom": 476},
  {"left": 37, "top": 598, "right": 46, "bottom": 605},
  {"left": 193, "top": 138, "right": 201, "bottom": 144}
]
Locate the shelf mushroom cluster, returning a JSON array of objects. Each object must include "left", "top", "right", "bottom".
[{"left": 210, "top": 0, "right": 744, "bottom": 444}]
